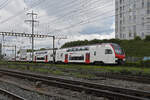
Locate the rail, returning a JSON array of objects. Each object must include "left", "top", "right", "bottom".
[
  {"left": 0, "top": 69, "right": 149, "bottom": 100},
  {"left": 0, "top": 88, "right": 26, "bottom": 100}
]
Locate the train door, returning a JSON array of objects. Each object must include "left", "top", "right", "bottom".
[
  {"left": 85, "top": 53, "right": 90, "bottom": 64},
  {"left": 64, "top": 54, "right": 68, "bottom": 63},
  {"left": 34, "top": 56, "right": 36, "bottom": 62},
  {"left": 105, "top": 49, "right": 113, "bottom": 63},
  {"left": 45, "top": 55, "right": 48, "bottom": 62}
]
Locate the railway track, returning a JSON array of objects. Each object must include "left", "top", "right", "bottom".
[
  {"left": 0, "top": 69, "right": 150, "bottom": 100},
  {"left": 0, "top": 88, "right": 26, "bottom": 100},
  {"left": 94, "top": 72, "right": 150, "bottom": 84},
  {"left": 1, "top": 64, "right": 150, "bottom": 84},
  {"left": 2, "top": 63, "right": 150, "bottom": 84}
]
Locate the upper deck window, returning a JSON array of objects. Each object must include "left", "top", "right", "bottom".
[
  {"left": 66, "top": 47, "right": 89, "bottom": 52},
  {"left": 36, "top": 51, "right": 47, "bottom": 55}
]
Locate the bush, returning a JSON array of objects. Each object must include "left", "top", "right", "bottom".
[
  {"left": 134, "top": 36, "right": 141, "bottom": 41},
  {"left": 125, "top": 60, "right": 150, "bottom": 68},
  {"left": 140, "top": 60, "right": 150, "bottom": 67},
  {"left": 145, "top": 35, "right": 150, "bottom": 41}
]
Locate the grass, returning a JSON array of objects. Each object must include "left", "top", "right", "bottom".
[
  {"left": 0, "top": 61, "right": 150, "bottom": 78},
  {"left": 55, "top": 64, "right": 150, "bottom": 76}
]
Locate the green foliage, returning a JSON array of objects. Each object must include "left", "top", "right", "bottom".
[
  {"left": 140, "top": 60, "right": 150, "bottom": 67},
  {"left": 125, "top": 60, "right": 150, "bottom": 68},
  {"left": 1, "top": 62, "right": 150, "bottom": 77},
  {"left": 40, "top": 48, "right": 47, "bottom": 50},
  {"left": 61, "top": 39, "right": 150, "bottom": 57},
  {"left": 145, "top": 35, "right": 150, "bottom": 41},
  {"left": 134, "top": 36, "right": 141, "bottom": 41}
]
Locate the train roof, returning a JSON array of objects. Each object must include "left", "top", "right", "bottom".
[{"left": 61, "top": 43, "right": 119, "bottom": 49}]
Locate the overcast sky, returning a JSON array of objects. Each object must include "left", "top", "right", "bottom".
[{"left": 0, "top": 0, "right": 115, "bottom": 54}]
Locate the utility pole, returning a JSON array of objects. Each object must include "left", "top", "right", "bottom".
[
  {"left": 53, "top": 36, "right": 55, "bottom": 63},
  {"left": 25, "top": 10, "right": 39, "bottom": 61},
  {"left": 15, "top": 45, "right": 16, "bottom": 61}
]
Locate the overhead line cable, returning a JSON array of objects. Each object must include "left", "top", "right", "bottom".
[
  {"left": 49, "top": 3, "right": 148, "bottom": 36},
  {"left": 0, "top": 0, "right": 47, "bottom": 24}
]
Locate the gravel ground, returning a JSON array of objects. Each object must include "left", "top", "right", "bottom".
[
  {"left": 20, "top": 67, "right": 150, "bottom": 92},
  {"left": 1, "top": 66, "right": 150, "bottom": 92},
  {"left": 0, "top": 76, "right": 106, "bottom": 100},
  {"left": 40, "top": 66, "right": 150, "bottom": 92},
  {"left": 0, "top": 94, "right": 12, "bottom": 100},
  {"left": 0, "top": 67, "right": 150, "bottom": 100},
  {"left": 0, "top": 81, "right": 65, "bottom": 100}
]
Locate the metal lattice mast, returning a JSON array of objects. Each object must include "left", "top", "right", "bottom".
[{"left": 25, "top": 10, "right": 39, "bottom": 61}]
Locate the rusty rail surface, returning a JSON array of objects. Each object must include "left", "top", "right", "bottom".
[{"left": 0, "top": 69, "right": 149, "bottom": 100}]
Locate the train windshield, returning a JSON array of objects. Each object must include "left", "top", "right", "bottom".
[{"left": 111, "top": 43, "right": 124, "bottom": 55}]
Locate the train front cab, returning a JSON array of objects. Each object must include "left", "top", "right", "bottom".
[{"left": 111, "top": 43, "right": 126, "bottom": 64}]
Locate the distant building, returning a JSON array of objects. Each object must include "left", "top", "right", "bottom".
[
  {"left": 115, "top": 0, "right": 150, "bottom": 39},
  {"left": 0, "top": 43, "right": 2, "bottom": 56}
]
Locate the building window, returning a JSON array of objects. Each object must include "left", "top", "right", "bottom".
[
  {"left": 120, "top": 0, "right": 122, "bottom": 4},
  {"left": 142, "top": 0, "right": 144, "bottom": 8},
  {"left": 147, "top": 25, "right": 150, "bottom": 30},
  {"left": 94, "top": 51, "right": 96, "bottom": 56},
  {"left": 134, "top": 33, "right": 137, "bottom": 37},
  {"left": 148, "top": 1, "right": 150, "bottom": 14},
  {"left": 133, "top": 15, "right": 136, "bottom": 22},
  {"left": 133, "top": 25, "right": 136, "bottom": 33},
  {"left": 123, "top": 34, "right": 126, "bottom": 39},
  {"left": 129, "top": 33, "right": 132, "bottom": 37},
  {"left": 141, "top": 33, "right": 145, "bottom": 38}
]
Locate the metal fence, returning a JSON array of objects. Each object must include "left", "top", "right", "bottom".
[{"left": 126, "top": 57, "right": 143, "bottom": 63}]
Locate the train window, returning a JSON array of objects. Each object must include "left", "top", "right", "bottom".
[
  {"left": 67, "top": 49, "right": 71, "bottom": 52},
  {"left": 61, "top": 53, "right": 63, "bottom": 57},
  {"left": 94, "top": 51, "right": 96, "bottom": 56},
  {"left": 69, "top": 56, "right": 84, "bottom": 60},
  {"left": 85, "top": 47, "right": 89, "bottom": 51},
  {"left": 72, "top": 48, "right": 75, "bottom": 52},
  {"left": 50, "top": 54, "right": 53, "bottom": 57},
  {"left": 37, "top": 57, "right": 45, "bottom": 60},
  {"left": 105, "top": 49, "right": 112, "bottom": 54},
  {"left": 75, "top": 48, "right": 78, "bottom": 51},
  {"left": 79, "top": 48, "right": 83, "bottom": 51}
]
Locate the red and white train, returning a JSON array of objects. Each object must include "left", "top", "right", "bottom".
[{"left": 14, "top": 43, "right": 126, "bottom": 64}]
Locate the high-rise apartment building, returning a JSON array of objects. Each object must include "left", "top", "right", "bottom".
[{"left": 115, "top": 0, "right": 150, "bottom": 39}]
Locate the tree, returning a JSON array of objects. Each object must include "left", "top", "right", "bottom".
[
  {"left": 145, "top": 35, "right": 150, "bottom": 41},
  {"left": 40, "top": 48, "right": 46, "bottom": 50},
  {"left": 134, "top": 36, "right": 141, "bottom": 41}
]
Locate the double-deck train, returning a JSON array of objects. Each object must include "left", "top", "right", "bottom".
[{"left": 11, "top": 43, "right": 126, "bottom": 64}]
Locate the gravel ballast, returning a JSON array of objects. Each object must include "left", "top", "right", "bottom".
[
  {"left": 0, "top": 81, "right": 65, "bottom": 100},
  {"left": 0, "top": 75, "right": 106, "bottom": 100}
]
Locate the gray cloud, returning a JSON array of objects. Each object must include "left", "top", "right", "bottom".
[{"left": 0, "top": 0, "right": 115, "bottom": 51}]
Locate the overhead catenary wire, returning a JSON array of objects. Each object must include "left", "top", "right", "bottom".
[
  {"left": 39, "top": 0, "right": 139, "bottom": 26},
  {"left": 39, "top": 0, "right": 143, "bottom": 37},
  {"left": 45, "top": 0, "right": 148, "bottom": 37},
  {"left": 38, "top": 0, "right": 107, "bottom": 20},
  {"left": 38, "top": 0, "right": 114, "bottom": 34},
  {"left": 0, "top": 0, "right": 148, "bottom": 43},
  {"left": 0, "top": 0, "right": 47, "bottom": 24},
  {"left": 0, "top": 0, "right": 10, "bottom": 9}
]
